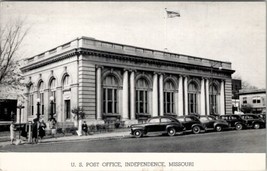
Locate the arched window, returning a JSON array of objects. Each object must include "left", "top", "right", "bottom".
[
  {"left": 28, "top": 84, "right": 34, "bottom": 116},
  {"left": 136, "top": 78, "right": 149, "bottom": 114},
  {"left": 38, "top": 81, "right": 45, "bottom": 115},
  {"left": 63, "top": 74, "right": 70, "bottom": 89},
  {"left": 188, "top": 82, "right": 198, "bottom": 114},
  {"left": 103, "top": 75, "right": 118, "bottom": 114},
  {"left": 164, "top": 80, "right": 175, "bottom": 114},
  {"left": 49, "top": 78, "right": 56, "bottom": 115},
  {"left": 209, "top": 84, "right": 219, "bottom": 114}
]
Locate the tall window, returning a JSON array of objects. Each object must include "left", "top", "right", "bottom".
[
  {"left": 188, "top": 82, "right": 198, "bottom": 114},
  {"left": 50, "top": 78, "right": 56, "bottom": 114},
  {"left": 209, "top": 84, "right": 218, "bottom": 114},
  {"left": 164, "top": 81, "right": 175, "bottom": 114},
  {"left": 103, "top": 75, "right": 118, "bottom": 114},
  {"left": 136, "top": 78, "right": 149, "bottom": 114},
  {"left": 29, "top": 85, "right": 34, "bottom": 116},
  {"left": 38, "top": 81, "right": 44, "bottom": 115},
  {"left": 63, "top": 74, "right": 70, "bottom": 89}
]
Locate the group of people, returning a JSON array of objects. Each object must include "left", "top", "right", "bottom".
[{"left": 10, "top": 118, "right": 48, "bottom": 145}]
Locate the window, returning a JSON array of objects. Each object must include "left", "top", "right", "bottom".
[
  {"left": 252, "top": 97, "right": 261, "bottom": 104},
  {"left": 243, "top": 97, "right": 247, "bottom": 104},
  {"left": 200, "top": 117, "right": 208, "bottom": 122},
  {"left": 148, "top": 118, "right": 160, "bottom": 123},
  {"left": 161, "top": 118, "right": 173, "bottom": 123},
  {"left": 177, "top": 118, "right": 184, "bottom": 122},
  {"left": 209, "top": 84, "right": 218, "bottom": 114},
  {"left": 65, "top": 100, "right": 71, "bottom": 119},
  {"left": 188, "top": 82, "right": 198, "bottom": 114},
  {"left": 29, "top": 85, "right": 34, "bottom": 116},
  {"left": 164, "top": 81, "right": 175, "bottom": 115},
  {"left": 38, "top": 81, "right": 44, "bottom": 115},
  {"left": 103, "top": 75, "right": 118, "bottom": 114},
  {"left": 63, "top": 75, "right": 70, "bottom": 89},
  {"left": 136, "top": 78, "right": 149, "bottom": 114},
  {"left": 185, "top": 117, "right": 193, "bottom": 122},
  {"left": 50, "top": 78, "right": 56, "bottom": 114}
]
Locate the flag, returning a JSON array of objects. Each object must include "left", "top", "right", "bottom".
[{"left": 166, "top": 10, "right": 180, "bottom": 18}]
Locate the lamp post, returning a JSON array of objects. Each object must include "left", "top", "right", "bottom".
[
  {"left": 210, "top": 62, "right": 222, "bottom": 115},
  {"left": 36, "top": 98, "right": 41, "bottom": 120},
  {"left": 17, "top": 100, "right": 24, "bottom": 140},
  {"left": 50, "top": 96, "right": 54, "bottom": 120}
]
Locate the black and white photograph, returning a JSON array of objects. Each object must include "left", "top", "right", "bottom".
[{"left": 0, "top": 1, "right": 265, "bottom": 171}]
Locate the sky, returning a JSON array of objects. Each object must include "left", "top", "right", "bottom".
[{"left": 1, "top": 2, "right": 266, "bottom": 89}]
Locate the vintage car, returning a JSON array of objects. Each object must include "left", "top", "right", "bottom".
[
  {"left": 177, "top": 115, "right": 206, "bottom": 134},
  {"left": 130, "top": 116, "right": 185, "bottom": 138},
  {"left": 198, "top": 115, "right": 229, "bottom": 132},
  {"left": 219, "top": 114, "right": 247, "bottom": 130},
  {"left": 239, "top": 114, "right": 265, "bottom": 129}
]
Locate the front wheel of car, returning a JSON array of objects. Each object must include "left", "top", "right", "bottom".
[
  {"left": 253, "top": 123, "right": 260, "bottom": 129},
  {"left": 167, "top": 128, "right": 176, "bottom": 136},
  {"left": 133, "top": 130, "right": 143, "bottom": 138},
  {"left": 192, "top": 126, "right": 201, "bottom": 134},
  {"left": 215, "top": 125, "right": 222, "bottom": 132},
  {"left": 235, "top": 123, "right": 243, "bottom": 130}
]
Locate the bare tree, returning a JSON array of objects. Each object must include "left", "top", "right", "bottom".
[
  {"left": 232, "top": 74, "right": 258, "bottom": 90},
  {"left": 0, "top": 19, "right": 29, "bottom": 88}
]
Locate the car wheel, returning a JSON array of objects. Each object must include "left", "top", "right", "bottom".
[
  {"left": 235, "top": 123, "right": 243, "bottom": 130},
  {"left": 253, "top": 123, "right": 260, "bottom": 129},
  {"left": 133, "top": 130, "right": 143, "bottom": 138},
  {"left": 167, "top": 128, "right": 176, "bottom": 136},
  {"left": 192, "top": 126, "right": 201, "bottom": 134},
  {"left": 215, "top": 125, "right": 222, "bottom": 132}
]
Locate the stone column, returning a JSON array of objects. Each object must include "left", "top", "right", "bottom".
[
  {"left": 152, "top": 73, "right": 158, "bottom": 117},
  {"left": 200, "top": 78, "right": 206, "bottom": 115},
  {"left": 56, "top": 87, "right": 63, "bottom": 122},
  {"left": 159, "top": 73, "right": 164, "bottom": 116},
  {"left": 130, "top": 70, "right": 136, "bottom": 120},
  {"left": 178, "top": 75, "right": 183, "bottom": 116},
  {"left": 96, "top": 66, "right": 102, "bottom": 120},
  {"left": 122, "top": 69, "right": 129, "bottom": 120},
  {"left": 220, "top": 80, "right": 225, "bottom": 115},
  {"left": 205, "top": 78, "right": 210, "bottom": 115},
  {"left": 44, "top": 89, "right": 49, "bottom": 121},
  {"left": 184, "top": 76, "right": 188, "bottom": 115}
]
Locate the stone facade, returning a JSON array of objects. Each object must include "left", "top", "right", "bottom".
[{"left": 21, "top": 36, "right": 235, "bottom": 126}]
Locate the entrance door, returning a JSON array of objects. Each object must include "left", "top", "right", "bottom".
[{"left": 65, "top": 100, "right": 71, "bottom": 120}]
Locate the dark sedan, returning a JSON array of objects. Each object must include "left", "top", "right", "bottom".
[
  {"left": 199, "top": 115, "right": 229, "bottom": 132},
  {"left": 239, "top": 114, "right": 265, "bottom": 129},
  {"left": 130, "top": 116, "right": 185, "bottom": 138},
  {"left": 177, "top": 115, "right": 206, "bottom": 134},
  {"left": 219, "top": 114, "right": 247, "bottom": 130}
]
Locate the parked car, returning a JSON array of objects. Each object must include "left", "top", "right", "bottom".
[
  {"left": 219, "top": 114, "right": 247, "bottom": 130},
  {"left": 177, "top": 115, "right": 206, "bottom": 134},
  {"left": 130, "top": 116, "right": 185, "bottom": 138},
  {"left": 239, "top": 114, "right": 265, "bottom": 129},
  {"left": 198, "top": 115, "right": 229, "bottom": 132}
]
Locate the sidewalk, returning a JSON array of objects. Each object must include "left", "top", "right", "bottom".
[{"left": 0, "top": 129, "right": 132, "bottom": 147}]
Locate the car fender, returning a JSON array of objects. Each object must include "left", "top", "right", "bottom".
[
  {"left": 191, "top": 124, "right": 205, "bottom": 130},
  {"left": 131, "top": 126, "right": 145, "bottom": 132},
  {"left": 214, "top": 122, "right": 229, "bottom": 128}
]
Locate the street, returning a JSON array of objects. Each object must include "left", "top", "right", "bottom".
[{"left": 0, "top": 129, "right": 265, "bottom": 153}]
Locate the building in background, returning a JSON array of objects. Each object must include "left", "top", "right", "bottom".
[
  {"left": 239, "top": 89, "right": 266, "bottom": 114},
  {"left": 20, "top": 36, "right": 235, "bottom": 127},
  {"left": 232, "top": 79, "right": 242, "bottom": 113}
]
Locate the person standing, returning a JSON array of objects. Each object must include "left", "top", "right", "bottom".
[
  {"left": 82, "top": 121, "right": 88, "bottom": 136},
  {"left": 10, "top": 122, "right": 16, "bottom": 145},
  {"left": 32, "top": 118, "right": 39, "bottom": 144},
  {"left": 39, "top": 119, "right": 47, "bottom": 142}
]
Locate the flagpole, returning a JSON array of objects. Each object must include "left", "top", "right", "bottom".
[{"left": 164, "top": 8, "right": 167, "bottom": 51}]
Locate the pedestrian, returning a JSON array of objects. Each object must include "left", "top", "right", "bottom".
[
  {"left": 10, "top": 122, "right": 16, "bottom": 145},
  {"left": 82, "top": 121, "right": 88, "bottom": 135},
  {"left": 39, "top": 119, "right": 47, "bottom": 142},
  {"left": 32, "top": 118, "right": 39, "bottom": 144},
  {"left": 49, "top": 118, "right": 57, "bottom": 138},
  {"left": 20, "top": 124, "right": 28, "bottom": 140}
]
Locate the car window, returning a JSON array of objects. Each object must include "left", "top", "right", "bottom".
[
  {"left": 221, "top": 116, "right": 228, "bottom": 120},
  {"left": 185, "top": 117, "right": 193, "bottom": 122},
  {"left": 200, "top": 117, "right": 208, "bottom": 122},
  {"left": 208, "top": 116, "right": 215, "bottom": 120},
  {"left": 177, "top": 118, "right": 184, "bottom": 122},
  {"left": 231, "top": 116, "right": 238, "bottom": 119},
  {"left": 161, "top": 118, "right": 173, "bottom": 123},
  {"left": 149, "top": 118, "right": 160, "bottom": 123}
]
